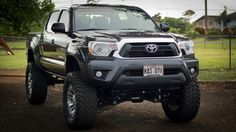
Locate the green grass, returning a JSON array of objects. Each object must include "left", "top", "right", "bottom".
[
  {"left": 0, "top": 41, "right": 26, "bottom": 69},
  {"left": 199, "top": 69, "right": 236, "bottom": 81},
  {"left": 194, "top": 38, "right": 236, "bottom": 70},
  {"left": 6, "top": 40, "right": 26, "bottom": 49},
  {"left": 0, "top": 50, "right": 26, "bottom": 69},
  {"left": 194, "top": 37, "right": 236, "bottom": 49}
]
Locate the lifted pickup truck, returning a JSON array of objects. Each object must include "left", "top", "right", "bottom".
[{"left": 26, "top": 4, "right": 200, "bottom": 129}]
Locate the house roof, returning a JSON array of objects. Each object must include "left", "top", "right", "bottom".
[
  {"left": 215, "top": 12, "right": 236, "bottom": 21},
  {"left": 193, "top": 15, "right": 218, "bottom": 23},
  {"left": 225, "top": 12, "right": 236, "bottom": 19}
]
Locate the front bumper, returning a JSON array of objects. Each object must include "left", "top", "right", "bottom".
[{"left": 85, "top": 57, "right": 198, "bottom": 89}]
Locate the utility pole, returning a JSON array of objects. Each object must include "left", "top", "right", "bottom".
[{"left": 205, "top": 0, "right": 208, "bottom": 34}]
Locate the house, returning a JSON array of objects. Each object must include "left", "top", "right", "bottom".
[
  {"left": 193, "top": 15, "right": 220, "bottom": 29},
  {"left": 217, "top": 12, "right": 236, "bottom": 29}
]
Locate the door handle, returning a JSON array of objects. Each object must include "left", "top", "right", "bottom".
[
  {"left": 40, "top": 36, "right": 44, "bottom": 42},
  {"left": 51, "top": 39, "right": 54, "bottom": 44},
  {"left": 40, "top": 33, "right": 44, "bottom": 42}
]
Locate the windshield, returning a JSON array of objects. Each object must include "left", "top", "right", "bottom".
[{"left": 74, "top": 7, "right": 159, "bottom": 32}]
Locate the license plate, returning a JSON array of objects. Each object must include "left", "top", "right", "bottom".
[{"left": 143, "top": 65, "right": 164, "bottom": 76}]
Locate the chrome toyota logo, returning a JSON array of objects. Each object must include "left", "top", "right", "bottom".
[{"left": 145, "top": 44, "right": 158, "bottom": 53}]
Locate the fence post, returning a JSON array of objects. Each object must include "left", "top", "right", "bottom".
[
  {"left": 204, "top": 36, "right": 206, "bottom": 48},
  {"left": 221, "top": 37, "right": 224, "bottom": 49},
  {"left": 229, "top": 35, "right": 232, "bottom": 69}
]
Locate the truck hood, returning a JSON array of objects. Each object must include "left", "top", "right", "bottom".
[{"left": 75, "top": 30, "right": 174, "bottom": 42}]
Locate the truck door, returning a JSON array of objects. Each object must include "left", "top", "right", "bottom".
[
  {"left": 39, "top": 10, "right": 61, "bottom": 72},
  {"left": 50, "top": 10, "right": 70, "bottom": 75}
]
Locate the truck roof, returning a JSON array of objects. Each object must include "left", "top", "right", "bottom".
[{"left": 55, "top": 4, "right": 142, "bottom": 11}]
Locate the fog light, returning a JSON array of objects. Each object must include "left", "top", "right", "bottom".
[
  {"left": 190, "top": 68, "right": 195, "bottom": 75},
  {"left": 96, "top": 71, "right": 102, "bottom": 77}
]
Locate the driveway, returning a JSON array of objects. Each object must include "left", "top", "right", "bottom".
[{"left": 0, "top": 76, "right": 235, "bottom": 132}]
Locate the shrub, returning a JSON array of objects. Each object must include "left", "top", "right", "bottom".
[
  {"left": 169, "top": 27, "right": 180, "bottom": 34},
  {"left": 232, "top": 28, "right": 236, "bottom": 35},
  {"left": 185, "top": 30, "right": 200, "bottom": 39},
  {"left": 207, "top": 29, "right": 222, "bottom": 35},
  {"left": 223, "top": 27, "right": 233, "bottom": 35},
  {"left": 194, "top": 27, "right": 205, "bottom": 35}
]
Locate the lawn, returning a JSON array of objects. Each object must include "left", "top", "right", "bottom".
[
  {"left": 0, "top": 41, "right": 26, "bottom": 69},
  {"left": 4, "top": 40, "right": 26, "bottom": 49},
  {"left": 0, "top": 39, "right": 236, "bottom": 80},
  {"left": 194, "top": 37, "right": 236, "bottom": 70}
]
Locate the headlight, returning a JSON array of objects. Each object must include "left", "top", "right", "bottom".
[
  {"left": 178, "top": 40, "right": 195, "bottom": 55},
  {"left": 88, "top": 41, "right": 118, "bottom": 56}
]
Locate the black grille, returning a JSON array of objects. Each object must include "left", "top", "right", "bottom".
[{"left": 119, "top": 43, "right": 179, "bottom": 57}]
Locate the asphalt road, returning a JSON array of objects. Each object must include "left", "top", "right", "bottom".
[{"left": 0, "top": 76, "right": 235, "bottom": 132}]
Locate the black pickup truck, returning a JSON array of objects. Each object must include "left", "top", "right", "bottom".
[{"left": 26, "top": 4, "right": 200, "bottom": 129}]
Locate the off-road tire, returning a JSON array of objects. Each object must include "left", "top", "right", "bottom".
[
  {"left": 162, "top": 78, "right": 200, "bottom": 122},
  {"left": 25, "top": 62, "right": 48, "bottom": 104},
  {"left": 63, "top": 72, "right": 97, "bottom": 130}
]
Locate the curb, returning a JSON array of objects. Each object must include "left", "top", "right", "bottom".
[{"left": 199, "top": 80, "right": 236, "bottom": 83}]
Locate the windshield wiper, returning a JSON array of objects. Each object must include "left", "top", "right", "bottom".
[{"left": 77, "top": 28, "right": 108, "bottom": 31}]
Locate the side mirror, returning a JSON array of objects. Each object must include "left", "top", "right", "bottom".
[
  {"left": 160, "top": 23, "right": 170, "bottom": 32},
  {"left": 51, "top": 23, "right": 65, "bottom": 33}
]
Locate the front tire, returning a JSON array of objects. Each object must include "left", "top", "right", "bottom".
[
  {"left": 63, "top": 72, "right": 97, "bottom": 130},
  {"left": 25, "top": 62, "right": 48, "bottom": 104},
  {"left": 162, "top": 78, "right": 200, "bottom": 122}
]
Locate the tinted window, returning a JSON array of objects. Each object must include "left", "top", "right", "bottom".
[
  {"left": 46, "top": 11, "right": 60, "bottom": 32},
  {"left": 59, "top": 10, "right": 69, "bottom": 32},
  {"left": 74, "top": 7, "right": 159, "bottom": 32}
]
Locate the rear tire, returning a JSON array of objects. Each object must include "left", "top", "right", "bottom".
[
  {"left": 162, "top": 78, "right": 200, "bottom": 122},
  {"left": 25, "top": 62, "right": 48, "bottom": 104},
  {"left": 63, "top": 72, "right": 97, "bottom": 130}
]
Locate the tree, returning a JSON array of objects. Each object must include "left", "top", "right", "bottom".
[
  {"left": 87, "top": 0, "right": 100, "bottom": 4},
  {"left": 220, "top": 6, "right": 227, "bottom": 17},
  {"left": 183, "top": 10, "right": 195, "bottom": 16},
  {"left": 183, "top": 9, "right": 195, "bottom": 21},
  {"left": 161, "top": 17, "right": 191, "bottom": 34},
  {"left": 152, "top": 13, "right": 162, "bottom": 24},
  {"left": 219, "top": 6, "right": 227, "bottom": 26},
  {"left": 0, "top": 0, "right": 54, "bottom": 36}
]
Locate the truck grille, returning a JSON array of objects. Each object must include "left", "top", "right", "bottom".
[{"left": 119, "top": 43, "right": 179, "bottom": 57}]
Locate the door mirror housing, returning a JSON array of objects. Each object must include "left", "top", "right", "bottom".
[
  {"left": 51, "top": 23, "right": 66, "bottom": 33},
  {"left": 160, "top": 23, "right": 170, "bottom": 32}
]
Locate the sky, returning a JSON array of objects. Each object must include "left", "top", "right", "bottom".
[{"left": 52, "top": 0, "right": 236, "bottom": 22}]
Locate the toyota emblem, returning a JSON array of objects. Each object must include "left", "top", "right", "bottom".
[{"left": 145, "top": 44, "right": 158, "bottom": 53}]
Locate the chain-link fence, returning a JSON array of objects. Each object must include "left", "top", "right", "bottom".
[
  {"left": 0, "top": 35, "right": 235, "bottom": 79},
  {"left": 0, "top": 37, "right": 26, "bottom": 69},
  {"left": 194, "top": 35, "right": 236, "bottom": 70}
]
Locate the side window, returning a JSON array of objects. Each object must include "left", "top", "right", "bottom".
[
  {"left": 46, "top": 11, "right": 60, "bottom": 32},
  {"left": 59, "top": 10, "right": 69, "bottom": 32}
]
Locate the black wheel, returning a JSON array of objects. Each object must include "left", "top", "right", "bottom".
[
  {"left": 63, "top": 72, "right": 97, "bottom": 130},
  {"left": 25, "top": 62, "right": 48, "bottom": 104},
  {"left": 162, "top": 78, "right": 200, "bottom": 122}
]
